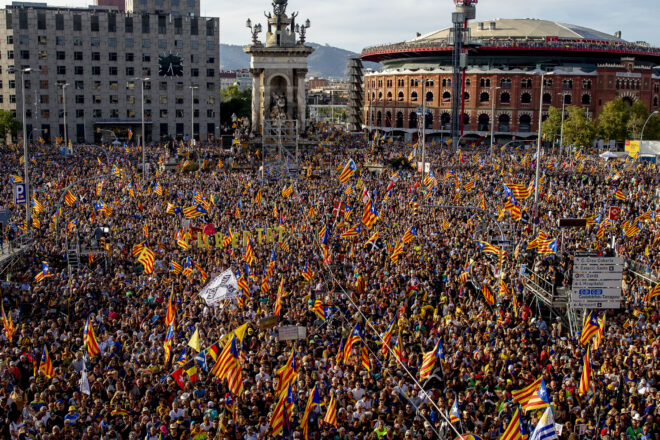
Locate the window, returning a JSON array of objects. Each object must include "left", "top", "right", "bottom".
[
  {"left": 125, "top": 17, "right": 133, "bottom": 33},
  {"left": 386, "top": 79, "right": 393, "bottom": 88},
  {"left": 500, "top": 78, "right": 512, "bottom": 89},
  {"left": 397, "top": 91, "right": 404, "bottom": 102},
  {"left": 426, "top": 91, "right": 433, "bottom": 102},
  {"left": 160, "top": 95, "right": 168, "bottom": 105},
  {"left": 18, "top": 11, "right": 28, "bottom": 29},
  {"left": 410, "top": 79, "right": 419, "bottom": 87},
  {"left": 74, "top": 66, "right": 83, "bottom": 75},
  {"left": 543, "top": 93, "right": 552, "bottom": 104},
  {"left": 57, "top": 51, "right": 66, "bottom": 61},
  {"left": 142, "top": 14, "right": 150, "bottom": 33},
  {"left": 411, "top": 91, "right": 417, "bottom": 102},
  {"left": 93, "top": 81, "right": 101, "bottom": 90},
  {"left": 75, "top": 109, "right": 84, "bottom": 118},
  {"left": 92, "top": 66, "right": 101, "bottom": 76},
  {"left": 109, "top": 81, "right": 118, "bottom": 91},
  {"left": 464, "top": 92, "right": 470, "bottom": 101},
  {"left": 498, "top": 114, "right": 510, "bottom": 132},
  {"left": 191, "top": 18, "right": 198, "bottom": 35},
  {"left": 19, "top": 50, "right": 29, "bottom": 60},
  {"left": 480, "top": 92, "right": 489, "bottom": 103},
  {"left": 91, "top": 38, "right": 100, "bottom": 47},
  {"left": 40, "top": 80, "right": 48, "bottom": 89},
  {"left": 581, "top": 94, "right": 590, "bottom": 105},
  {"left": 109, "top": 53, "right": 118, "bottom": 62},
  {"left": 159, "top": 82, "right": 168, "bottom": 91},
  {"left": 109, "top": 95, "right": 119, "bottom": 104},
  {"left": 442, "top": 91, "right": 451, "bottom": 103},
  {"left": 38, "top": 36, "right": 47, "bottom": 45},
  {"left": 40, "top": 95, "right": 49, "bottom": 104},
  {"left": 519, "top": 115, "right": 531, "bottom": 132},
  {"left": 126, "top": 67, "right": 135, "bottom": 76},
  {"left": 108, "top": 38, "right": 117, "bottom": 48},
  {"left": 175, "top": 40, "right": 183, "bottom": 49},
  {"left": 73, "top": 37, "right": 82, "bottom": 47},
  {"left": 191, "top": 40, "right": 198, "bottom": 50},
  {"left": 480, "top": 78, "right": 491, "bottom": 88},
  {"left": 127, "top": 109, "right": 136, "bottom": 118},
  {"left": 142, "top": 39, "right": 151, "bottom": 49},
  {"left": 127, "top": 96, "right": 135, "bottom": 104},
  {"left": 206, "top": 41, "right": 215, "bottom": 51},
  {"left": 564, "top": 94, "right": 572, "bottom": 105},
  {"left": 57, "top": 66, "right": 66, "bottom": 75},
  {"left": 206, "top": 69, "right": 215, "bottom": 78},
  {"left": 110, "top": 109, "right": 119, "bottom": 118},
  {"left": 93, "top": 109, "right": 102, "bottom": 118},
  {"left": 73, "top": 15, "right": 82, "bottom": 32},
  {"left": 126, "top": 81, "right": 135, "bottom": 90},
  {"left": 562, "top": 80, "right": 573, "bottom": 90},
  {"left": 126, "top": 38, "right": 134, "bottom": 48},
  {"left": 41, "top": 109, "right": 50, "bottom": 119},
  {"left": 158, "top": 15, "right": 166, "bottom": 34},
  {"left": 206, "top": 19, "right": 215, "bottom": 36},
  {"left": 91, "top": 15, "right": 99, "bottom": 32},
  {"left": 56, "top": 14, "right": 64, "bottom": 31},
  {"left": 174, "top": 17, "right": 183, "bottom": 34},
  {"left": 176, "top": 109, "right": 185, "bottom": 118},
  {"left": 108, "top": 13, "right": 116, "bottom": 32},
  {"left": 191, "top": 68, "right": 199, "bottom": 77},
  {"left": 442, "top": 78, "right": 451, "bottom": 87},
  {"left": 109, "top": 67, "right": 118, "bottom": 76},
  {"left": 386, "top": 91, "right": 392, "bottom": 101},
  {"left": 582, "top": 80, "right": 592, "bottom": 90},
  {"left": 75, "top": 81, "right": 84, "bottom": 90},
  {"left": 521, "top": 78, "right": 532, "bottom": 89},
  {"left": 160, "top": 109, "right": 168, "bottom": 118},
  {"left": 654, "top": 96, "right": 658, "bottom": 107},
  {"left": 543, "top": 78, "right": 553, "bottom": 88},
  {"left": 37, "top": 12, "right": 46, "bottom": 30},
  {"left": 500, "top": 92, "right": 510, "bottom": 104}
]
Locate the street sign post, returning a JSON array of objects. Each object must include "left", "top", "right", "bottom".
[
  {"left": 14, "top": 184, "right": 26, "bottom": 205},
  {"left": 571, "top": 256, "right": 623, "bottom": 309}
]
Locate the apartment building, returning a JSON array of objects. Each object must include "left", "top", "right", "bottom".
[{"left": 0, "top": 0, "right": 220, "bottom": 144}]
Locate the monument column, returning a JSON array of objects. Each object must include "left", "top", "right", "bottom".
[
  {"left": 249, "top": 68, "right": 263, "bottom": 131},
  {"left": 296, "top": 68, "right": 308, "bottom": 131}
]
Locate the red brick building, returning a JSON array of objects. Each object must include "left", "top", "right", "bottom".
[{"left": 360, "top": 19, "right": 660, "bottom": 141}]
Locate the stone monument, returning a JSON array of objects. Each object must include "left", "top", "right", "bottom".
[{"left": 244, "top": 0, "right": 314, "bottom": 134}]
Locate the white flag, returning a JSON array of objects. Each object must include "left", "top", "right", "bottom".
[
  {"left": 79, "top": 360, "right": 90, "bottom": 396},
  {"left": 530, "top": 407, "right": 558, "bottom": 440},
  {"left": 198, "top": 269, "right": 240, "bottom": 306}
]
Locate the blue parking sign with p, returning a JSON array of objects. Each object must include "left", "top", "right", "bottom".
[{"left": 14, "top": 183, "right": 26, "bottom": 205}]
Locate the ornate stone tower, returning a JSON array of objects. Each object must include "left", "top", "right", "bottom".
[{"left": 244, "top": 0, "right": 314, "bottom": 134}]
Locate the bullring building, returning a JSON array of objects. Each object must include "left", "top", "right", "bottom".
[
  {"left": 361, "top": 19, "right": 660, "bottom": 141},
  {"left": 0, "top": 0, "right": 220, "bottom": 144}
]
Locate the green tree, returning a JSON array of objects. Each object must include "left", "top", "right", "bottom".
[
  {"left": 0, "top": 110, "right": 21, "bottom": 142},
  {"left": 563, "top": 105, "right": 596, "bottom": 147},
  {"left": 541, "top": 106, "right": 562, "bottom": 143},
  {"left": 597, "top": 98, "right": 629, "bottom": 141},
  {"left": 626, "top": 101, "right": 648, "bottom": 140},
  {"left": 643, "top": 114, "right": 660, "bottom": 140},
  {"left": 220, "top": 85, "right": 251, "bottom": 126}
]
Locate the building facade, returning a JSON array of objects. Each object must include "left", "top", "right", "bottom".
[
  {"left": 361, "top": 19, "right": 660, "bottom": 141},
  {"left": 0, "top": 0, "right": 220, "bottom": 144}
]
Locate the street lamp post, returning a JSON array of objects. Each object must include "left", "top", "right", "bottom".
[
  {"left": 60, "top": 82, "right": 69, "bottom": 153},
  {"left": 19, "top": 67, "right": 40, "bottom": 227},
  {"left": 533, "top": 72, "right": 548, "bottom": 234},
  {"left": 641, "top": 110, "right": 659, "bottom": 142},
  {"left": 558, "top": 92, "right": 567, "bottom": 157},
  {"left": 489, "top": 86, "right": 501, "bottom": 163},
  {"left": 190, "top": 85, "right": 198, "bottom": 146},
  {"left": 135, "top": 77, "right": 150, "bottom": 179}
]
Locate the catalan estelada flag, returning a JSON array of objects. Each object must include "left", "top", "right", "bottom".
[
  {"left": 301, "top": 263, "right": 313, "bottom": 281},
  {"left": 475, "top": 240, "right": 501, "bottom": 255},
  {"left": 340, "top": 224, "right": 361, "bottom": 239},
  {"left": 615, "top": 188, "right": 625, "bottom": 201},
  {"left": 419, "top": 339, "right": 444, "bottom": 381},
  {"left": 449, "top": 399, "right": 460, "bottom": 424},
  {"left": 644, "top": 283, "right": 660, "bottom": 302},
  {"left": 579, "top": 311, "right": 601, "bottom": 346},
  {"left": 183, "top": 204, "right": 207, "bottom": 219},
  {"left": 524, "top": 377, "right": 551, "bottom": 413},
  {"left": 512, "top": 377, "right": 542, "bottom": 408},
  {"left": 170, "top": 260, "right": 183, "bottom": 275},
  {"left": 323, "top": 394, "right": 338, "bottom": 427},
  {"left": 365, "top": 230, "right": 379, "bottom": 248},
  {"left": 343, "top": 324, "right": 363, "bottom": 364},
  {"left": 362, "top": 200, "right": 379, "bottom": 228},
  {"left": 83, "top": 317, "right": 101, "bottom": 357},
  {"left": 137, "top": 246, "right": 155, "bottom": 274},
  {"left": 402, "top": 226, "right": 418, "bottom": 243},
  {"left": 380, "top": 316, "right": 396, "bottom": 356},
  {"left": 34, "top": 262, "right": 52, "bottom": 283},
  {"left": 39, "top": 346, "right": 55, "bottom": 378},
  {"left": 1, "top": 302, "right": 15, "bottom": 342},
  {"left": 301, "top": 385, "right": 322, "bottom": 440},
  {"left": 338, "top": 158, "right": 357, "bottom": 183},
  {"left": 504, "top": 183, "right": 531, "bottom": 200},
  {"left": 243, "top": 236, "right": 254, "bottom": 265},
  {"left": 578, "top": 346, "right": 593, "bottom": 395},
  {"left": 163, "top": 322, "right": 175, "bottom": 363}
]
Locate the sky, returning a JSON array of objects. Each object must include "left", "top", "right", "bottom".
[{"left": 2, "top": 0, "right": 659, "bottom": 53}]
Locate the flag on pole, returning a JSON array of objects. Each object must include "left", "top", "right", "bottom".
[{"left": 529, "top": 407, "right": 558, "bottom": 440}]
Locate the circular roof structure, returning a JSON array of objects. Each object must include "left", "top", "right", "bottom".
[
  {"left": 410, "top": 19, "right": 625, "bottom": 44},
  {"left": 361, "top": 18, "right": 660, "bottom": 65}
]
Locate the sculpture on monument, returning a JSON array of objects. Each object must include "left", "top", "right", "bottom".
[{"left": 269, "top": 93, "right": 288, "bottom": 120}]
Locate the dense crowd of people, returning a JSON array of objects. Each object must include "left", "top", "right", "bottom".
[{"left": 0, "top": 128, "right": 658, "bottom": 440}]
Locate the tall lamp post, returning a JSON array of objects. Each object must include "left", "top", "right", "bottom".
[
  {"left": 190, "top": 85, "right": 198, "bottom": 146},
  {"left": 19, "top": 67, "right": 40, "bottom": 227},
  {"left": 640, "top": 110, "right": 659, "bottom": 142},
  {"left": 558, "top": 92, "right": 568, "bottom": 157},
  {"left": 489, "top": 86, "right": 501, "bottom": 162},
  {"left": 59, "top": 82, "right": 69, "bottom": 152},
  {"left": 135, "top": 77, "right": 150, "bottom": 179},
  {"left": 534, "top": 72, "right": 551, "bottom": 234}
]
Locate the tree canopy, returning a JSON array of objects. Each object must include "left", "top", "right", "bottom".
[{"left": 0, "top": 110, "right": 21, "bottom": 142}]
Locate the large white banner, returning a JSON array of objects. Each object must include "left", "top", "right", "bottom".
[{"left": 198, "top": 269, "right": 240, "bottom": 306}]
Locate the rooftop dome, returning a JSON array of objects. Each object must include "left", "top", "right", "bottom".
[{"left": 410, "top": 18, "right": 626, "bottom": 44}]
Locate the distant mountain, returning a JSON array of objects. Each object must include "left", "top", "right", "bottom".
[{"left": 220, "top": 43, "right": 380, "bottom": 79}]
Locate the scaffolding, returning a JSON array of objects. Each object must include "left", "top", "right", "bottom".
[
  {"left": 346, "top": 57, "right": 364, "bottom": 132},
  {"left": 261, "top": 119, "right": 300, "bottom": 179}
]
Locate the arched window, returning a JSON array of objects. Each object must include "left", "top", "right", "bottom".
[
  {"left": 521, "top": 92, "right": 532, "bottom": 104},
  {"left": 478, "top": 114, "right": 489, "bottom": 131},
  {"left": 397, "top": 91, "right": 404, "bottom": 102},
  {"left": 440, "top": 113, "right": 451, "bottom": 129},
  {"left": 378, "top": 92, "right": 383, "bottom": 101},
  {"left": 409, "top": 112, "right": 418, "bottom": 129},
  {"left": 426, "top": 91, "right": 433, "bottom": 102},
  {"left": 386, "top": 91, "right": 393, "bottom": 102},
  {"left": 480, "top": 92, "right": 489, "bottom": 103},
  {"left": 425, "top": 112, "right": 433, "bottom": 129},
  {"left": 581, "top": 94, "right": 590, "bottom": 105},
  {"left": 465, "top": 78, "right": 471, "bottom": 87},
  {"left": 498, "top": 114, "right": 510, "bottom": 132},
  {"left": 519, "top": 114, "right": 531, "bottom": 132},
  {"left": 500, "top": 92, "right": 510, "bottom": 104},
  {"left": 616, "top": 79, "right": 620, "bottom": 89},
  {"left": 654, "top": 96, "right": 659, "bottom": 107},
  {"left": 464, "top": 92, "right": 470, "bottom": 101},
  {"left": 376, "top": 111, "right": 382, "bottom": 126},
  {"left": 543, "top": 93, "right": 552, "bottom": 104},
  {"left": 564, "top": 94, "right": 572, "bottom": 105},
  {"left": 442, "top": 91, "right": 451, "bottom": 104},
  {"left": 411, "top": 91, "right": 418, "bottom": 102},
  {"left": 371, "top": 92, "right": 375, "bottom": 101},
  {"left": 396, "top": 112, "right": 404, "bottom": 128},
  {"left": 463, "top": 113, "right": 470, "bottom": 126},
  {"left": 371, "top": 111, "right": 375, "bottom": 124},
  {"left": 385, "top": 111, "right": 392, "bottom": 127}
]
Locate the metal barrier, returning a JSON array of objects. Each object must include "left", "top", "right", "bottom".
[
  {"left": 0, "top": 232, "right": 35, "bottom": 263},
  {"left": 625, "top": 259, "right": 659, "bottom": 283}
]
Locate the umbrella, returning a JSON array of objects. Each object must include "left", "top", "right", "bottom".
[{"left": 203, "top": 224, "right": 217, "bottom": 236}]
